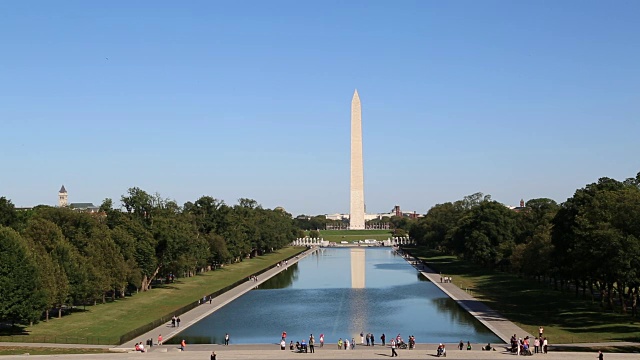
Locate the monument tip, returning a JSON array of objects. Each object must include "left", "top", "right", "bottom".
[{"left": 353, "top": 89, "right": 359, "bottom": 99}]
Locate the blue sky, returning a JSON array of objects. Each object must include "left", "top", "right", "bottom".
[{"left": 1, "top": 0, "right": 639, "bottom": 215}]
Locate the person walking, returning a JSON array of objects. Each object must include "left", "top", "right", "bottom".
[
  {"left": 361, "top": 332, "right": 364, "bottom": 345},
  {"left": 157, "top": 334, "right": 162, "bottom": 346},
  {"left": 171, "top": 316, "right": 176, "bottom": 327},
  {"left": 390, "top": 339, "right": 398, "bottom": 357},
  {"left": 280, "top": 339, "right": 286, "bottom": 350},
  {"left": 338, "top": 338, "right": 343, "bottom": 349},
  {"left": 309, "top": 334, "right": 315, "bottom": 353},
  {"left": 210, "top": 351, "right": 216, "bottom": 360},
  {"left": 224, "top": 333, "right": 230, "bottom": 346},
  {"left": 543, "top": 337, "right": 548, "bottom": 353},
  {"left": 381, "top": 333, "right": 386, "bottom": 346},
  {"left": 176, "top": 316, "right": 181, "bottom": 327},
  {"left": 459, "top": 340, "right": 464, "bottom": 350},
  {"left": 180, "top": 339, "right": 186, "bottom": 351},
  {"left": 539, "top": 326, "right": 544, "bottom": 339},
  {"left": 597, "top": 350, "right": 604, "bottom": 360},
  {"left": 319, "top": 333, "right": 324, "bottom": 348}
]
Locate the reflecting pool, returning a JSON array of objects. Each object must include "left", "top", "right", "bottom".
[{"left": 171, "top": 247, "right": 500, "bottom": 344}]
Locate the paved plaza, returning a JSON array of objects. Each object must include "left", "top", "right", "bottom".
[{"left": 0, "top": 344, "right": 638, "bottom": 360}]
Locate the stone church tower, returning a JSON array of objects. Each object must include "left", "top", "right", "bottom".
[{"left": 58, "top": 185, "right": 68, "bottom": 207}]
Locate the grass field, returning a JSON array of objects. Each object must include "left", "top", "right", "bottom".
[
  {"left": 312, "top": 230, "right": 393, "bottom": 243},
  {"left": 1, "top": 247, "right": 304, "bottom": 345},
  {"left": 0, "top": 347, "right": 112, "bottom": 356},
  {"left": 405, "top": 247, "right": 640, "bottom": 344}
]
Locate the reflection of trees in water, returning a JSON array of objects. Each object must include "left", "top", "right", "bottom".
[
  {"left": 257, "top": 263, "right": 299, "bottom": 289},
  {"left": 430, "top": 297, "right": 494, "bottom": 334},
  {"left": 417, "top": 273, "right": 430, "bottom": 282},
  {"left": 166, "top": 335, "right": 216, "bottom": 345}
]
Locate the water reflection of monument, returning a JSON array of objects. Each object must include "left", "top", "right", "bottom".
[
  {"left": 349, "top": 248, "right": 367, "bottom": 338},
  {"left": 350, "top": 248, "right": 365, "bottom": 288}
]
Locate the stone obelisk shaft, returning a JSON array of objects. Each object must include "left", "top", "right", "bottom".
[{"left": 350, "top": 90, "right": 365, "bottom": 230}]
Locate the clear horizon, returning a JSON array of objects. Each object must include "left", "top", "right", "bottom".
[{"left": 2, "top": 1, "right": 639, "bottom": 215}]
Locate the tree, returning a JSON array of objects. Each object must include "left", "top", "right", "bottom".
[
  {"left": 451, "top": 201, "right": 517, "bottom": 268},
  {"left": 552, "top": 177, "right": 640, "bottom": 311},
  {"left": 21, "top": 218, "right": 70, "bottom": 319},
  {"left": 0, "top": 197, "right": 18, "bottom": 228},
  {"left": 411, "top": 202, "right": 465, "bottom": 251},
  {"left": 121, "top": 187, "right": 153, "bottom": 224},
  {"left": 0, "top": 226, "right": 46, "bottom": 325}
]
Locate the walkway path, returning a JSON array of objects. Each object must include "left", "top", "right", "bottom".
[
  {"left": 1, "top": 345, "right": 639, "bottom": 360},
  {"left": 116, "top": 247, "right": 319, "bottom": 349},
  {"left": 399, "top": 250, "right": 533, "bottom": 343}
]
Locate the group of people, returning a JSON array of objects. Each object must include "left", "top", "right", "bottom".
[
  {"left": 336, "top": 337, "right": 353, "bottom": 350},
  {"left": 440, "top": 275, "right": 453, "bottom": 283},
  {"left": 280, "top": 332, "right": 319, "bottom": 353},
  {"left": 510, "top": 333, "right": 548, "bottom": 355},
  {"left": 393, "top": 333, "right": 412, "bottom": 349},
  {"left": 407, "top": 335, "right": 416, "bottom": 349},
  {"left": 359, "top": 332, "right": 380, "bottom": 346},
  {"left": 134, "top": 342, "right": 146, "bottom": 352},
  {"left": 170, "top": 315, "right": 181, "bottom": 327},
  {"left": 278, "top": 330, "right": 426, "bottom": 357}
]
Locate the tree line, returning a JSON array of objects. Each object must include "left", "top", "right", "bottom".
[
  {"left": 409, "top": 172, "right": 640, "bottom": 316},
  {"left": 0, "top": 187, "right": 297, "bottom": 326}
]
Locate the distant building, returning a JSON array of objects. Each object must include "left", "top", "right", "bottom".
[
  {"left": 507, "top": 199, "right": 527, "bottom": 212},
  {"left": 323, "top": 205, "right": 422, "bottom": 225},
  {"left": 389, "top": 205, "right": 423, "bottom": 219},
  {"left": 69, "top": 202, "right": 100, "bottom": 213},
  {"left": 59, "top": 185, "right": 68, "bottom": 207},
  {"left": 58, "top": 185, "right": 100, "bottom": 213}
]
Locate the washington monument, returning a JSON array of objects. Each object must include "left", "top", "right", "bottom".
[{"left": 350, "top": 90, "right": 365, "bottom": 230}]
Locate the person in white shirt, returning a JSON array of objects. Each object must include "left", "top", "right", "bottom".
[{"left": 390, "top": 339, "right": 398, "bottom": 357}]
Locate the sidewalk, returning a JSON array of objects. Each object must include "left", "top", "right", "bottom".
[
  {"left": 2, "top": 345, "right": 639, "bottom": 360},
  {"left": 402, "top": 253, "right": 533, "bottom": 343},
  {"left": 116, "top": 247, "right": 319, "bottom": 349}
]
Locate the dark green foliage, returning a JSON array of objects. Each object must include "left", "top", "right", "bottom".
[
  {"left": 0, "top": 227, "right": 47, "bottom": 324},
  {"left": 410, "top": 173, "right": 640, "bottom": 316},
  {"left": 0, "top": 197, "right": 18, "bottom": 228},
  {"left": 0, "top": 187, "right": 296, "bottom": 325}
]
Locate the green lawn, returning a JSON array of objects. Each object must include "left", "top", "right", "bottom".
[
  {"left": 312, "top": 230, "right": 393, "bottom": 243},
  {"left": 0, "top": 347, "right": 112, "bottom": 356},
  {"left": 1, "top": 247, "right": 304, "bottom": 345},
  {"left": 405, "top": 247, "right": 640, "bottom": 344}
]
